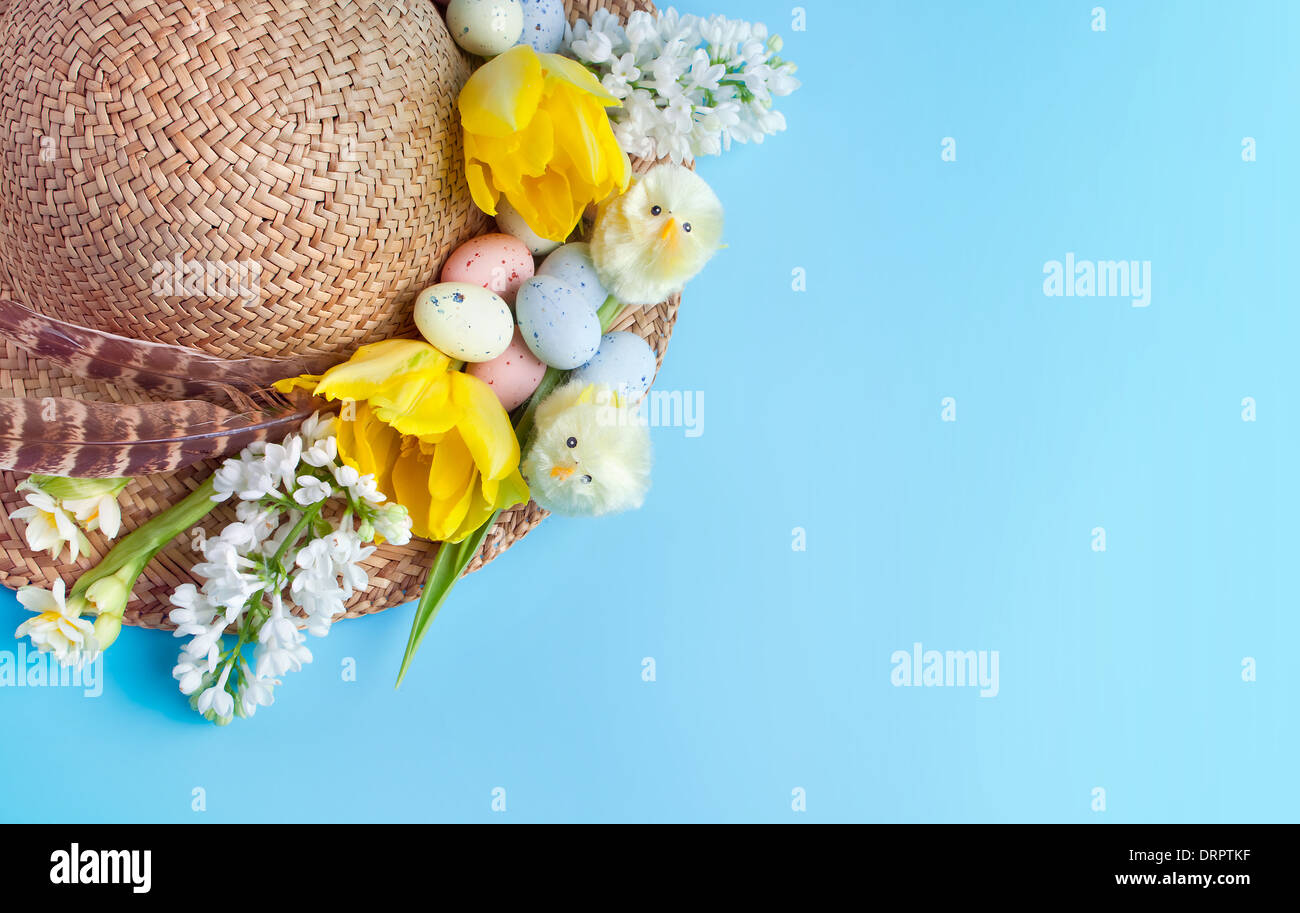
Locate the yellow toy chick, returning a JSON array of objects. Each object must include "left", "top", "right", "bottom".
[
  {"left": 522, "top": 381, "right": 651, "bottom": 517},
  {"left": 589, "top": 164, "right": 724, "bottom": 306}
]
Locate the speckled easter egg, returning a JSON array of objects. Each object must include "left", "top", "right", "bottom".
[
  {"left": 467, "top": 327, "right": 548, "bottom": 411},
  {"left": 571, "top": 332, "right": 658, "bottom": 400},
  {"left": 494, "top": 197, "right": 562, "bottom": 256},
  {"left": 516, "top": 0, "right": 566, "bottom": 53},
  {"left": 515, "top": 276, "right": 601, "bottom": 369},
  {"left": 440, "top": 233, "right": 534, "bottom": 305},
  {"left": 446, "top": 0, "right": 524, "bottom": 57},
  {"left": 537, "top": 242, "right": 609, "bottom": 311},
  {"left": 414, "top": 281, "right": 514, "bottom": 362}
]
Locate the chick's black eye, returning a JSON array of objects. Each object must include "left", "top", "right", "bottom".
[
  {"left": 581, "top": 474, "right": 593, "bottom": 484},
  {"left": 650, "top": 205, "right": 662, "bottom": 216},
  {"left": 566, "top": 436, "right": 578, "bottom": 449},
  {"left": 683, "top": 222, "right": 692, "bottom": 233}
]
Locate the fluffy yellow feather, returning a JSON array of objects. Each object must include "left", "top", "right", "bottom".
[
  {"left": 589, "top": 164, "right": 724, "bottom": 306},
  {"left": 522, "top": 381, "right": 651, "bottom": 517}
]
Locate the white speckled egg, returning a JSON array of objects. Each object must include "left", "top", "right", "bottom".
[
  {"left": 414, "top": 281, "right": 514, "bottom": 363},
  {"left": 516, "top": 0, "right": 566, "bottom": 53},
  {"left": 494, "top": 197, "right": 562, "bottom": 256},
  {"left": 536, "top": 242, "right": 609, "bottom": 311},
  {"left": 447, "top": 0, "right": 524, "bottom": 58},
  {"left": 467, "top": 327, "right": 548, "bottom": 411},
  {"left": 515, "top": 276, "right": 601, "bottom": 369},
  {"left": 571, "top": 332, "right": 658, "bottom": 400}
]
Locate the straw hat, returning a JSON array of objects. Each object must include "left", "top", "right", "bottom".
[{"left": 0, "top": 0, "right": 678, "bottom": 626}]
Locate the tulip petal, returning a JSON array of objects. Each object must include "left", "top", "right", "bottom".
[
  {"left": 449, "top": 373, "right": 519, "bottom": 481},
  {"left": 425, "top": 432, "right": 477, "bottom": 540},
  {"left": 465, "top": 160, "right": 498, "bottom": 216},
  {"left": 511, "top": 168, "right": 580, "bottom": 242},
  {"left": 390, "top": 373, "right": 458, "bottom": 439},
  {"left": 273, "top": 375, "right": 322, "bottom": 395},
  {"left": 459, "top": 45, "right": 544, "bottom": 138},
  {"left": 339, "top": 401, "right": 402, "bottom": 495},
  {"left": 540, "top": 52, "right": 622, "bottom": 105},
  {"left": 314, "top": 340, "right": 447, "bottom": 404},
  {"left": 391, "top": 443, "right": 435, "bottom": 540}
]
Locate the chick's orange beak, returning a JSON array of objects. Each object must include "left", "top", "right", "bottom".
[
  {"left": 550, "top": 465, "right": 575, "bottom": 481},
  {"left": 658, "top": 217, "right": 678, "bottom": 242}
]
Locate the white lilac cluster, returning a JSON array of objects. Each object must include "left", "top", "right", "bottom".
[
  {"left": 566, "top": 8, "right": 800, "bottom": 165},
  {"left": 169, "top": 413, "right": 411, "bottom": 725}
]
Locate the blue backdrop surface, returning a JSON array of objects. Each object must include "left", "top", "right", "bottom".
[{"left": 1, "top": 0, "right": 1296, "bottom": 823}]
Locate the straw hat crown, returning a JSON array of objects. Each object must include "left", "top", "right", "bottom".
[{"left": 0, "top": 0, "right": 677, "bottom": 626}]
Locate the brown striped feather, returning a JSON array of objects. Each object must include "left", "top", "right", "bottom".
[
  {"left": 0, "top": 398, "right": 315, "bottom": 477},
  {"left": 0, "top": 299, "right": 339, "bottom": 398}
]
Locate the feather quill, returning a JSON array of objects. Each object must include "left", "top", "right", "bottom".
[
  {"left": 0, "top": 298, "right": 339, "bottom": 398},
  {"left": 0, "top": 397, "right": 315, "bottom": 477}
]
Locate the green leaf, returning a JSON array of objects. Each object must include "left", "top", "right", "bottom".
[
  {"left": 392, "top": 295, "right": 630, "bottom": 686},
  {"left": 394, "top": 509, "right": 500, "bottom": 688}
]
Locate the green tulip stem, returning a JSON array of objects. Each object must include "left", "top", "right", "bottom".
[{"left": 395, "top": 297, "right": 630, "bottom": 686}]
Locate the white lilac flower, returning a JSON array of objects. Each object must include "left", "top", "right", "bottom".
[
  {"left": 301, "top": 434, "right": 338, "bottom": 468},
  {"left": 211, "top": 459, "right": 247, "bottom": 503},
  {"left": 323, "top": 529, "right": 375, "bottom": 596},
  {"left": 262, "top": 436, "right": 302, "bottom": 490},
  {"left": 233, "top": 502, "right": 279, "bottom": 541},
  {"left": 293, "top": 475, "right": 331, "bottom": 506},
  {"left": 254, "top": 599, "right": 312, "bottom": 679},
  {"left": 237, "top": 664, "right": 277, "bottom": 718},
  {"left": 290, "top": 538, "right": 348, "bottom": 634},
  {"left": 332, "top": 463, "right": 361, "bottom": 489},
  {"left": 372, "top": 503, "right": 412, "bottom": 546},
  {"left": 168, "top": 583, "right": 218, "bottom": 636},
  {"left": 196, "top": 665, "right": 235, "bottom": 723},
  {"left": 192, "top": 539, "right": 261, "bottom": 618},
  {"left": 9, "top": 489, "right": 89, "bottom": 562},
  {"left": 237, "top": 461, "right": 277, "bottom": 501},
  {"left": 172, "top": 654, "right": 213, "bottom": 696},
  {"left": 15, "top": 579, "right": 98, "bottom": 667},
  {"left": 299, "top": 411, "right": 337, "bottom": 444},
  {"left": 352, "top": 475, "right": 384, "bottom": 505},
  {"left": 169, "top": 411, "right": 406, "bottom": 726},
  {"left": 564, "top": 9, "right": 800, "bottom": 165}
]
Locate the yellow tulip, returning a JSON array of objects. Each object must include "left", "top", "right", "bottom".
[
  {"left": 276, "top": 340, "right": 529, "bottom": 543},
  {"left": 460, "top": 44, "right": 632, "bottom": 243}
]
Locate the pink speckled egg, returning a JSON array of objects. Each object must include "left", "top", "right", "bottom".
[
  {"left": 440, "top": 233, "right": 535, "bottom": 304},
  {"left": 466, "top": 327, "right": 547, "bottom": 411}
]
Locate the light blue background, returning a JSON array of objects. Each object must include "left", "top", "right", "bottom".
[{"left": 1, "top": 0, "right": 1296, "bottom": 823}]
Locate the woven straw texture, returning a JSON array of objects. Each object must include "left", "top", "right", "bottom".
[{"left": 0, "top": 0, "right": 677, "bottom": 628}]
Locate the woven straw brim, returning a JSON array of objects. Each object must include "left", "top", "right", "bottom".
[{"left": 0, "top": 0, "right": 676, "bottom": 628}]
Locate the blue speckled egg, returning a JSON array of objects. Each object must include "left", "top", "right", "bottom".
[
  {"left": 414, "top": 281, "right": 514, "bottom": 362},
  {"left": 515, "top": 276, "right": 601, "bottom": 369},
  {"left": 571, "top": 332, "right": 657, "bottom": 400},
  {"left": 516, "top": 0, "right": 566, "bottom": 53},
  {"left": 536, "top": 242, "right": 609, "bottom": 311}
]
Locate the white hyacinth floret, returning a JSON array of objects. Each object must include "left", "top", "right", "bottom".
[
  {"left": 170, "top": 412, "right": 412, "bottom": 725},
  {"left": 565, "top": 8, "right": 801, "bottom": 165}
]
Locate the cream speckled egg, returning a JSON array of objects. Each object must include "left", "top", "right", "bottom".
[
  {"left": 415, "top": 281, "right": 514, "bottom": 362},
  {"left": 447, "top": 0, "right": 524, "bottom": 58},
  {"left": 494, "top": 197, "right": 562, "bottom": 256},
  {"left": 441, "top": 233, "right": 535, "bottom": 305},
  {"left": 517, "top": 0, "right": 566, "bottom": 53},
  {"left": 515, "top": 276, "right": 601, "bottom": 369},
  {"left": 467, "top": 327, "right": 548, "bottom": 411}
]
